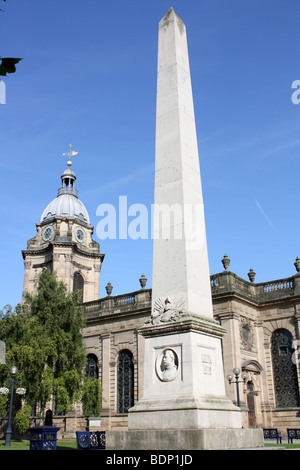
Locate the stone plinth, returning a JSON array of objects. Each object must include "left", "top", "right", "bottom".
[
  {"left": 128, "top": 315, "right": 242, "bottom": 432},
  {"left": 106, "top": 428, "right": 264, "bottom": 450}
]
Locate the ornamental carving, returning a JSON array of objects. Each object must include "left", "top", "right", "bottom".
[
  {"left": 151, "top": 297, "right": 185, "bottom": 324},
  {"left": 240, "top": 317, "right": 254, "bottom": 351}
]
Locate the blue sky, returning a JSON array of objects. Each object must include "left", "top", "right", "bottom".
[{"left": 1, "top": 0, "right": 300, "bottom": 309}]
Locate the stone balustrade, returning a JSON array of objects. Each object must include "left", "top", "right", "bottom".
[
  {"left": 84, "top": 288, "right": 152, "bottom": 319},
  {"left": 84, "top": 271, "right": 300, "bottom": 319},
  {"left": 261, "top": 279, "right": 293, "bottom": 293},
  {"left": 211, "top": 270, "right": 300, "bottom": 302}
]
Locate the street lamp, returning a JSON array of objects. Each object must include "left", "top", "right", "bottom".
[
  {"left": 5, "top": 365, "right": 18, "bottom": 447},
  {"left": 226, "top": 367, "right": 247, "bottom": 408}
]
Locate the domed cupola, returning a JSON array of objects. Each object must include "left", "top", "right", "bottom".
[
  {"left": 22, "top": 145, "right": 105, "bottom": 303},
  {"left": 40, "top": 145, "right": 90, "bottom": 225},
  {"left": 59, "top": 167, "right": 77, "bottom": 196}
]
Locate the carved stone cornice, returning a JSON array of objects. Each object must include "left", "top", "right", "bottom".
[
  {"left": 73, "top": 260, "right": 91, "bottom": 271},
  {"left": 22, "top": 245, "right": 52, "bottom": 259},
  {"left": 140, "top": 313, "right": 227, "bottom": 339},
  {"left": 32, "top": 260, "right": 52, "bottom": 269},
  {"left": 214, "top": 311, "right": 240, "bottom": 321},
  {"left": 22, "top": 241, "right": 105, "bottom": 262}
]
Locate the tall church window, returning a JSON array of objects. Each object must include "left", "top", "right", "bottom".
[
  {"left": 73, "top": 272, "right": 84, "bottom": 301},
  {"left": 117, "top": 349, "right": 134, "bottom": 414},
  {"left": 271, "top": 328, "right": 300, "bottom": 408},
  {"left": 86, "top": 354, "right": 99, "bottom": 380}
]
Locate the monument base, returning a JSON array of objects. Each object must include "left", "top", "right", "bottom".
[
  {"left": 128, "top": 395, "right": 242, "bottom": 430},
  {"left": 130, "top": 315, "right": 243, "bottom": 431},
  {"left": 106, "top": 428, "right": 264, "bottom": 450}
]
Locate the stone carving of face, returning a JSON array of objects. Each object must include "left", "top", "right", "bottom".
[
  {"left": 159, "top": 349, "right": 178, "bottom": 382},
  {"left": 162, "top": 349, "right": 175, "bottom": 368}
]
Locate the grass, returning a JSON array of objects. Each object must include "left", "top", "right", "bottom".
[
  {"left": 0, "top": 439, "right": 77, "bottom": 450},
  {"left": 264, "top": 442, "right": 300, "bottom": 449}
]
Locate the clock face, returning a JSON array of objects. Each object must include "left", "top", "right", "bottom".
[
  {"left": 75, "top": 227, "right": 86, "bottom": 243},
  {"left": 42, "top": 225, "right": 54, "bottom": 242}
]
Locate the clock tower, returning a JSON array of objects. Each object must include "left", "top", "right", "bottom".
[{"left": 22, "top": 146, "right": 104, "bottom": 302}]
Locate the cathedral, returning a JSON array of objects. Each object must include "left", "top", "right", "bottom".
[
  {"left": 21, "top": 9, "right": 300, "bottom": 441},
  {"left": 21, "top": 150, "right": 300, "bottom": 438}
]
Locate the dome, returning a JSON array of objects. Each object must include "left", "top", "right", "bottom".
[
  {"left": 40, "top": 158, "right": 90, "bottom": 225},
  {"left": 40, "top": 193, "right": 90, "bottom": 225},
  {"left": 61, "top": 168, "right": 76, "bottom": 180}
]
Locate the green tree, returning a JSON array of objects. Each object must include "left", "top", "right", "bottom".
[
  {"left": 14, "top": 404, "right": 32, "bottom": 434},
  {"left": 0, "top": 269, "right": 87, "bottom": 418},
  {"left": 81, "top": 377, "right": 102, "bottom": 418}
]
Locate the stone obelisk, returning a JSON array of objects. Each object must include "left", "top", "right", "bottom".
[
  {"left": 151, "top": 8, "right": 213, "bottom": 320},
  {"left": 107, "top": 8, "right": 263, "bottom": 449},
  {"left": 128, "top": 6, "right": 241, "bottom": 429}
]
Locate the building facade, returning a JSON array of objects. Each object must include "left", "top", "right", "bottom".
[
  {"left": 21, "top": 161, "right": 300, "bottom": 438},
  {"left": 83, "top": 261, "right": 300, "bottom": 435}
]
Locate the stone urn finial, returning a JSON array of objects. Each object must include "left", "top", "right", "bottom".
[
  {"left": 105, "top": 282, "right": 113, "bottom": 296},
  {"left": 139, "top": 274, "right": 147, "bottom": 289},
  {"left": 221, "top": 254, "right": 230, "bottom": 271},
  {"left": 247, "top": 268, "right": 256, "bottom": 283},
  {"left": 294, "top": 257, "right": 300, "bottom": 273}
]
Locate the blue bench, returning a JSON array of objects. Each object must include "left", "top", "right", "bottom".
[
  {"left": 263, "top": 428, "right": 282, "bottom": 444},
  {"left": 76, "top": 431, "right": 106, "bottom": 450},
  {"left": 287, "top": 429, "right": 300, "bottom": 444}
]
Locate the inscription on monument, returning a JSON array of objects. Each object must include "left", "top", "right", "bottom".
[{"left": 201, "top": 353, "right": 212, "bottom": 375}]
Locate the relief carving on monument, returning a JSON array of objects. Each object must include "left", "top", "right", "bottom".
[
  {"left": 151, "top": 297, "right": 185, "bottom": 324},
  {"left": 156, "top": 348, "right": 179, "bottom": 382}
]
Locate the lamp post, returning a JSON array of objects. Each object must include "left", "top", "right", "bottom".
[
  {"left": 226, "top": 367, "right": 247, "bottom": 408},
  {"left": 5, "top": 365, "right": 18, "bottom": 447}
]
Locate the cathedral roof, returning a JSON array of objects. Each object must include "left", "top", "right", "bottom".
[
  {"left": 40, "top": 146, "right": 90, "bottom": 225},
  {"left": 40, "top": 193, "right": 90, "bottom": 225}
]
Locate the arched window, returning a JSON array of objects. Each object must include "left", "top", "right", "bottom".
[
  {"left": 117, "top": 349, "right": 134, "bottom": 414},
  {"left": 271, "top": 328, "right": 300, "bottom": 408},
  {"left": 73, "top": 271, "right": 84, "bottom": 301},
  {"left": 86, "top": 354, "right": 99, "bottom": 380}
]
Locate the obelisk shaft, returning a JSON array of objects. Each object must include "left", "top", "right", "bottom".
[
  {"left": 152, "top": 8, "right": 213, "bottom": 318},
  {"left": 127, "top": 10, "right": 244, "bottom": 437}
]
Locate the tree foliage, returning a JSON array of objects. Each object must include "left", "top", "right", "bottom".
[
  {"left": 81, "top": 377, "right": 102, "bottom": 418},
  {"left": 0, "top": 57, "right": 22, "bottom": 76},
  {"left": 0, "top": 270, "right": 91, "bottom": 418},
  {"left": 0, "top": 1, "right": 22, "bottom": 76},
  {"left": 14, "top": 404, "right": 32, "bottom": 434}
]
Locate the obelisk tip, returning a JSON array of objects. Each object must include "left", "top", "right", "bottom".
[{"left": 159, "top": 7, "right": 185, "bottom": 31}]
